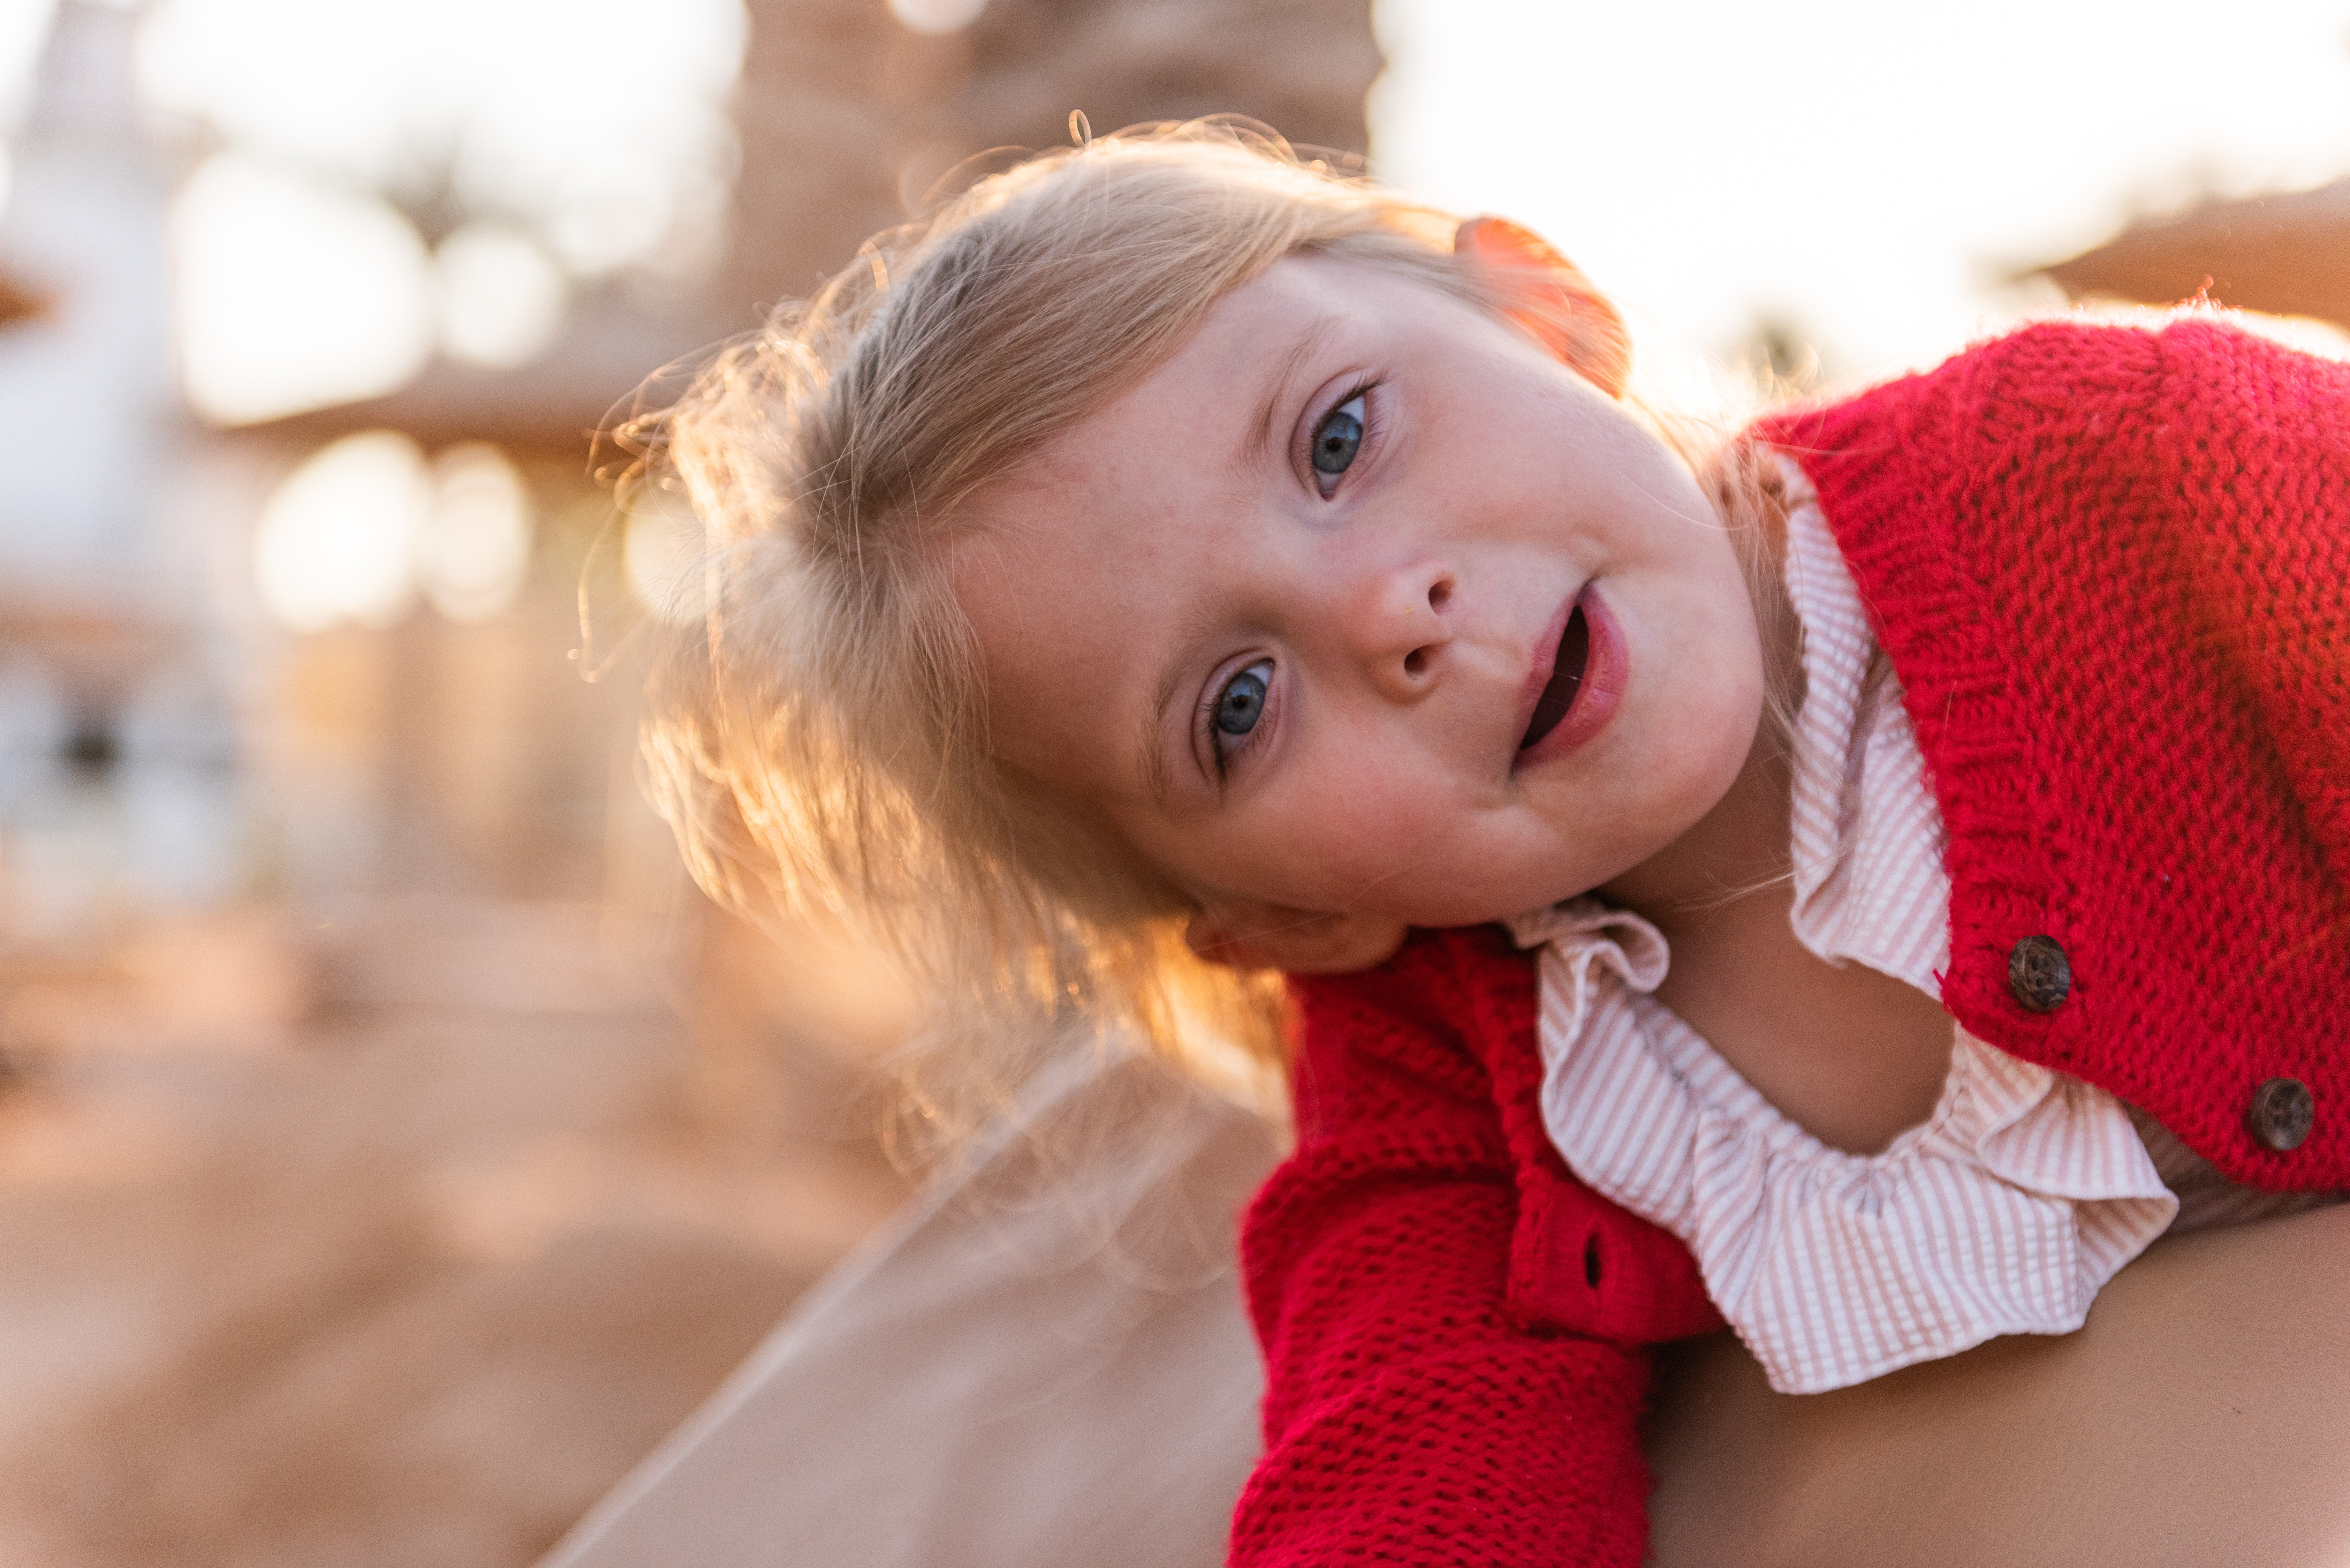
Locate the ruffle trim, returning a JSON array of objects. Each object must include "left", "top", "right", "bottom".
[{"left": 1506, "top": 899, "right": 2178, "bottom": 1394}]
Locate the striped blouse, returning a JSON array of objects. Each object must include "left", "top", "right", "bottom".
[{"left": 1505, "top": 458, "right": 2330, "bottom": 1395}]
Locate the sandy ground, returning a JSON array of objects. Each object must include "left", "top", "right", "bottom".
[{"left": 0, "top": 898, "right": 908, "bottom": 1567}]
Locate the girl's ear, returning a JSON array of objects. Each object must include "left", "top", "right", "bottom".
[
  {"left": 1455, "top": 216, "right": 1632, "bottom": 399},
  {"left": 1185, "top": 901, "right": 1408, "bottom": 976}
]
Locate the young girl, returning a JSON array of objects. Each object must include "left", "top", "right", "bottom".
[{"left": 638, "top": 121, "right": 2350, "bottom": 1564}]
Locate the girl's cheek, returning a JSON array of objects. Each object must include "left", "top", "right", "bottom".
[{"left": 1285, "top": 780, "right": 1448, "bottom": 898}]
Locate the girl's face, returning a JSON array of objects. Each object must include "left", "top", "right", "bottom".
[{"left": 950, "top": 253, "right": 1764, "bottom": 931}]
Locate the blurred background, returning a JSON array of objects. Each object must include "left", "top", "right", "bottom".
[{"left": 0, "top": 0, "right": 2338, "bottom": 1560}]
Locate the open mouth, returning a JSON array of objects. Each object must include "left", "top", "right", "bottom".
[{"left": 1520, "top": 604, "right": 1589, "bottom": 752}]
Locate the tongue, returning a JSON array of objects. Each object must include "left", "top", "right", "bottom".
[{"left": 1521, "top": 606, "right": 1589, "bottom": 751}]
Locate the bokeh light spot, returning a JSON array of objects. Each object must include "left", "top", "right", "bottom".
[
  {"left": 254, "top": 431, "right": 428, "bottom": 631},
  {"left": 621, "top": 483, "right": 708, "bottom": 625},
  {"left": 888, "top": 0, "right": 987, "bottom": 38},
  {"left": 420, "top": 443, "right": 534, "bottom": 622},
  {"left": 173, "top": 155, "right": 431, "bottom": 425},
  {"left": 433, "top": 224, "right": 566, "bottom": 370}
]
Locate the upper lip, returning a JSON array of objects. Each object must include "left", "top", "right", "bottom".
[{"left": 1511, "top": 587, "right": 1583, "bottom": 766}]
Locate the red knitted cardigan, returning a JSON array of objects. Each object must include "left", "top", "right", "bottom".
[{"left": 1228, "top": 317, "right": 2350, "bottom": 1566}]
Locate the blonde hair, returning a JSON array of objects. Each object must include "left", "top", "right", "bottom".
[{"left": 633, "top": 120, "right": 1785, "bottom": 1150}]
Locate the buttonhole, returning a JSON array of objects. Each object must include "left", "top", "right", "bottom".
[{"left": 1583, "top": 1233, "right": 1604, "bottom": 1288}]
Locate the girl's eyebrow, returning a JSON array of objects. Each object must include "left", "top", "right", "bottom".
[{"left": 1240, "top": 314, "right": 1346, "bottom": 475}]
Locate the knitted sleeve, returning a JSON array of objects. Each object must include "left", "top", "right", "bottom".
[{"left": 1229, "top": 929, "right": 1715, "bottom": 1568}]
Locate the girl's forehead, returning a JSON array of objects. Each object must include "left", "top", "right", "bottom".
[
  {"left": 1033, "top": 256, "right": 1456, "bottom": 463},
  {"left": 1177, "top": 254, "right": 1423, "bottom": 369},
  {"left": 966, "top": 254, "right": 1491, "bottom": 535},
  {"left": 1027, "top": 265, "right": 1330, "bottom": 453},
  {"left": 972, "top": 272, "right": 1311, "bottom": 496}
]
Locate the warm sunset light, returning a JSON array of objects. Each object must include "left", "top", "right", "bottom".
[
  {"left": 420, "top": 442, "right": 535, "bottom": 622},
  {"left": 1372, "top": 0, "right": 2350, "bottom": 374},
  {"left": 253, "top": 430, "right": 429, "bottom": 630},
  {"left": 172, "top": 154, "right": 432, "bottom": 425},
  {"left": 622, "top": 481, "right": 709, "bottom": 626},
  {"left": 0, "top": 2, "right": 2343, "bottom": 1559},
  {"left": 433, "top": 223, "right": 568, "bottom": 370},
  {"left": 139, "top": 0, "right": 744, "bottom": 423},
  {"left": 252, "top": 433, "right": 535, "bottom": 630}
]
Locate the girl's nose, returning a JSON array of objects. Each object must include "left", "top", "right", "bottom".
[{"left": 1337, "top": 561, "right": 1456, "bottom": 700}]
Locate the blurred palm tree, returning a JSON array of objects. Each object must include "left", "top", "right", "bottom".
[{"left": 2036, "top": 178, "right": 2350, "bottom": 330}]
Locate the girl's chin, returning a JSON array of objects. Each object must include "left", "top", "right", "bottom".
[{"left": 1419, "top": 858, "right": 1651, "bottom": 927}]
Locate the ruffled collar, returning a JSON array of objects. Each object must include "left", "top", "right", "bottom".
[{"left": 1503, "top": 466, "right": 2177, "bottom": 1393}]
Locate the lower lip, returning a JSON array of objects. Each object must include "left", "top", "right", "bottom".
[{"left": 1518, "top": 586, "right": 1627, "bottom": 768}]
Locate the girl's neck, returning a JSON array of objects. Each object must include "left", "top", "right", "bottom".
[
  {"left": 1597, "top": 717, "right": 1792, "bottom": 933},
  {"left": 1596, "top": 639, "right": 1952, "bottom": 1156}
]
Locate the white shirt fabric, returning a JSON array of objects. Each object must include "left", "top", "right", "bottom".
[{"left": 1508, "top": 459, "right": 2188, "bottom": 1395}]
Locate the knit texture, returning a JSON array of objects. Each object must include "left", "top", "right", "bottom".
[
  {"left": 1231, "top": 316, "right": 2350, "bottom": 1565},
  {"left": 1761, "top": 316, "right": 2350, "bottom": 1185},
  {"left": 1231, "top": 927, "right": 1717, "bottom": 1568}
]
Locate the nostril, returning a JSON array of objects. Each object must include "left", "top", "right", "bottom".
[
  {"left": 1428, "top": 579, "right": 1453, "bottom": 612},
  {"left": 1404, "top": 648, "right": 1427, "bottom": 676}
]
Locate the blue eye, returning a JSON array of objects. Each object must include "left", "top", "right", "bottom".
[
  {"left": 1311, "top": 394, "right": 1365, "bottom": 479},
  {"left": 1214, "top": 662, "right": 1271, "bottom": 739}
]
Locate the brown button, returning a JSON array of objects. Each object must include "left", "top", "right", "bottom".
[
  {"left": 2248, "top": 1077, "right": 2314, "bottom": 1153},
  {"left": 2007, "top": 935, "right": 2071, "bottom": 1012}
]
